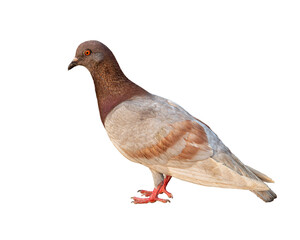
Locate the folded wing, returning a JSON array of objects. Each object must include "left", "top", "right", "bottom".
[{"left": 105, "top": 95, "right": 271, "bottom": 191}]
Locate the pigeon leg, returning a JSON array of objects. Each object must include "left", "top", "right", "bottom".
[
  {"left": 161, "top": 175, "right": 173, "bottom": 198},
  {"left": 133, "top": 176, "right": 173, "bottom": 204},
  {"left": 138, "top": 176, "right": 173, "bottom": 198}
]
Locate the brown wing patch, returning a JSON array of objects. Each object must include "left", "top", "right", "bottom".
[
  {"left": 123, "top": 120, "right": 211, "bottom": 161},
  {"left": 124, "top": 120, "right": 190, "bottom": 159},
  {"left": 175, "top": 122, "right": 212, "bottom": 160}
]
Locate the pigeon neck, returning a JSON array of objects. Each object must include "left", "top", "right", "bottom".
[{"left": 90, "top": 59, "right": 148, "bottom": 125}]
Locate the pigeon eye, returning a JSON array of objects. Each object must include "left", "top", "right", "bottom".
[{"left": 84, "top": 50, "right": 91, "bottom": 56}]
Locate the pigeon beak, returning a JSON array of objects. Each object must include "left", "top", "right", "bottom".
[{"left": 68, "top": 57, "right": 79, "bottom": 70}]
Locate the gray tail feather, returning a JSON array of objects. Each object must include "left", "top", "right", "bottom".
[
  {"left": 247, "top": 165, "right": 277, "bottom": 202},
  {"left": 246, "top": 165, "right": 274, "bottom": 183},
  {"left": 251, "top": 188, "right": 277, "bottom": 202},
  {"left": 229, "top": 154, "right": 277, "bottom": 202}
]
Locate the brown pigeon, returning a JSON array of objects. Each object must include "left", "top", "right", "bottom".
[{"left": 68, "top": 40, "right": 277, "bottom": 204}]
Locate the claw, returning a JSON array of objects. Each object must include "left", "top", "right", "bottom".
[
  {"left": 131, "top": 196, "right": 170, "bottom": 204},
  {"left": 132, "top": 176, "right": 173, "bottom": 204},
  {"left": 137, "top": 190, "right": 153, "bottom": 197},
  {"left": 163, "top": 190, "right": 173, "bottom": 199}
]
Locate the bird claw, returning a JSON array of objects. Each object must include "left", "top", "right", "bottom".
[
  {"left": 162, "top": 189, "right": 173, "bottom": 199},
  {"left": 131, "top": 196, "right": 170, "bottom": 204},
  {"left": 133, "top": 176, "right": 173, "bottom": 204},
  {"left": 137, "top": 190, "right": 152, "bottom": 197}
]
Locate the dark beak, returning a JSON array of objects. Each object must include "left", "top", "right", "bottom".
[{"left": 68, "top": 58, "right": 79, "bottom": 70}]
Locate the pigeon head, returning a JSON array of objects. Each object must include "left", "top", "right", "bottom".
[
  {"left": 68, "top": 40, "right": 149, "bottom": 123},
  {"left": 68, "top": 40, "right": 113, "bottom": 71}
]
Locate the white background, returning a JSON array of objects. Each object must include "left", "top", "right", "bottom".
[{"left": 0, "top": 1, "right": 299, "bottom": 239}]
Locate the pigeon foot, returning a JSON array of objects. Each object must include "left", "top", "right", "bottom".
[
  {"left": 131, "top": 196, "right": 170, "bottom": 204},
  {"left": 132, "top": 176, "right": 173, "bottom": 204},
  {"left": 138, "top": 188, "right": 173, "bottom": 198}
]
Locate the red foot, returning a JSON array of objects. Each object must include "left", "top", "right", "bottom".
[
  {"left": 132, "top": 176, "right": 173, "bottom": 204},
  {"left": 131, "top": 196, "right": 170, "bottom": 204},
  {"left": 138, "top": 188, "right": 173, "bottom": 198}
]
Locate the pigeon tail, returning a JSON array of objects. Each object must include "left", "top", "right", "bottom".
[{"left": 251, "top": 188, "right": 277, "bottom": 202}]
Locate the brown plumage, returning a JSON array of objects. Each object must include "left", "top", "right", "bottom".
[
  {"left": 124, "top": 120, "right": 210, "bottom": 160},
  {"left": 69, "top": 40, "right": 148, "bottom": 124},
  {"left": 68, "top": 40, "right": 277, "bottom": 203}
]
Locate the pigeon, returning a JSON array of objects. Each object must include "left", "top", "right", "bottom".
[{"left": 68, "top": 40, "right": 277, "bottom": 204}]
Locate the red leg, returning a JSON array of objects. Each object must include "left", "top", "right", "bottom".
[
  {"left": 160, "top": 176, "right": 173, "bottom": 198},
  {"left": 132, "top": 176, "right": 173, "bottom": 204}
]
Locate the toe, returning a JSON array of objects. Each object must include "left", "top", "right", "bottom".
[{"left": 137, "top": 190, "right": 152, "bottom": 197}]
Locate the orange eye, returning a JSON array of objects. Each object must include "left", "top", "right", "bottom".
[{"left": 84, "top": 50, "right": 91, "bottom": 56}]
